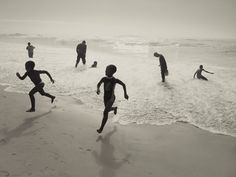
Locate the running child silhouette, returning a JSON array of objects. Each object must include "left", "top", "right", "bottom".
[
  {"left": 16, "top": 61, "right": 56, "bottom": 112},
  {"left": 96, "top": 65, "right": 129, "bottom": 133},
  {"left": 193, "top": 65, "right": 214, "bottom": 81}
]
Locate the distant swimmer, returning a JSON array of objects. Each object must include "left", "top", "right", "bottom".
[
  {"left": 96, "top": 65, "right": 129, "bottom": 133},
  {"left": 193, "top": 65, "right": 214, "bottom": 81},
  {"left": 16, "top": 61, "right": 56, "bottom": 112},
  {"left": 91, "top": 61, "right": 97, "bottom": 68},
  {"left": 154, "top": 52, "right": 168, "bottom": 82},
  {"left": 75, "top": 40, "right": 87, "bottom": 67},
  {"left": 26, "top": 42, "right": 35, "bottom": 58}
]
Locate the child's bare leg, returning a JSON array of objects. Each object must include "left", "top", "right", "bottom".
[
  {"left": 97, "top": 111, "right": 109, "bottom": 133},
  {"left": 97, "top": 107, "right": 117, "bottom": 133},
  {"left": 109, "top": 107, "right": 117, "bottom": 114},
  {"left": 200, "top": 76, "right": 208, "bottom": 81},
  {"left": 97, "top": 97, "right": 115, "bottom": 133},
  {"left": 28, "top": 87, "right": 38, "bottom": 112},
  {"left": 106, "top": 96, "right": 116, "bottom": 114},
  {"left": 28, "top": 94, "right": 35, "bottom": 112},
  {"left": 41, "top": 92, "right": 55, "bottom": 103},
  {"left": 39, "top": 87, "right": 55, "bottom": 103}
]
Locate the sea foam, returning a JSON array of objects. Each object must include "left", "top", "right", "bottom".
[{"left": 0, "top": 35, "right": 236, "bottom": 137}]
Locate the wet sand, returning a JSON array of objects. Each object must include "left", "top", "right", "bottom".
[{"left": 0, "top": 86, "right": 236, "bottom": 177}]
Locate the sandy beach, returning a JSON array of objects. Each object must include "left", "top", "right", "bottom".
[
  {"left": 1, "top": 0, "right": 236, "bottom": 176},
  {"left": 0, "top": 85, "right": 235, "bottom": 177}
]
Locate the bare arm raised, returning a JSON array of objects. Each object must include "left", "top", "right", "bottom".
[
  {"left": 203, "top": 69, "right": 214, "bottom": 74},
  {"left": 38, "top": 70, "right": 55, "bottom": 83},
  {"left": 16, "top": 72, "right": 27, "bottom": 80},
  {"left": 96, "top": 78, "right": 105, "bottom": 95},
  {"left": 116, "top": 79, "right": 129, "bottom": 100}
]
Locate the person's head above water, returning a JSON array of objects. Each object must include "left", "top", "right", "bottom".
[
  {"left": 82, "top": 41, "right": 86, "bottom": 44},
  {"left": 25, "top": 60, "right": 35, "bottom": 71},
  {"left": 91, "top": 61, "right": 98, "bottom": 67},
  {"left": 154, "top": 52, "right": 161, "bottom": 57},
  {"left": 28, "top": 42, "right": 31, "bottom": 46},
  {"left": 105, "top": 64, "right": 117, "bottom": 77},
  {"left": 200, "top": 65, "right": 203, "bottom": 69}
]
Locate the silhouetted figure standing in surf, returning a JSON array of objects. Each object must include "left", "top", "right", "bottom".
[
  {"left": 193, "top": 65, "right": 214, "bottom": 81},
  {"left": 154, "top": 52, "right": 168, "bottom": 82},
  {"left": 75, "top": 41, "right": 87, "bottom": 67},
  {"left": 26, "top": 42, "right": 35, "bottom": 58},
  {"left": 16, "top": 61, "right": 56, "bottom": 112},
  {"left": 96, "top": 65, "right": 129, "bottom": 133}
]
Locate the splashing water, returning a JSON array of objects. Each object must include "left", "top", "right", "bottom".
[{"left": 0, "top": 36, "right": 236, "bottom": 136}]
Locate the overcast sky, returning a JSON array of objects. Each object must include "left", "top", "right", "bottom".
[{"left": 0, "top": 0, "right": 236, "bottom": 39}]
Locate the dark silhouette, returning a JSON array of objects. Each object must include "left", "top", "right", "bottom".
[
  {"left": 93, "top": 127, "right": 130, "bottom": 177},
  {"left": 193, "top": 65, "right": 214, "bottom": 81},
  {"left": 91, "top": 61, "right": 98, "bottom": 68},
  {"left": 26, "top": 42, "right": 35, "bottom": 58},
  {"left": 154, "top": 52, "right": 168, "bottom": 82},
  {"left": 75, "top": 40, "right": 87, "bottom": 67},
  {"left": 16, "top": 61, "right": 55, "bottom": 112},
  {"left": 96, "top": 65, "right": 129, "bottom": 133}
]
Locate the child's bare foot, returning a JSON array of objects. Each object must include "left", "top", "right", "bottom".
[
  {"left": 114, "top": 107, "right": 117, "bottom": 115},
  {"left": 51, "top": 96, "right": 56, "bottom": 103},
  {"left": 97, "top": 129, "right": 102, "bottom": 134},
  {"left": 26, "top": 108, "right": 35, "bottom": 112}
]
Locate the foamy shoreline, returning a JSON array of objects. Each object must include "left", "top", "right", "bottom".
[
  {"left": 1, "top": 81, "right": 236, "bottom": 138},
  {"left": 1, "top": 39, "right": 236, "bottom": 138},
  {"left": 0, "top": 85, "right": 236, "bottom": 177}
]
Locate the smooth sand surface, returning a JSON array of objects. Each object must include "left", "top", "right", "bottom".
[{"left": 0, "top": 85, "right": 236, "bottom": 177}]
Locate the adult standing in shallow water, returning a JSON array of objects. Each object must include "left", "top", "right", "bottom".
[
  {"left": 75, "top": 41, "right": 87, "bottom": 67},
  {"left": 154, "top": 52, "right": 168, "bottom": 82},
  {"left": 26, "top": 42, "right": 35, "bottom": 58}
]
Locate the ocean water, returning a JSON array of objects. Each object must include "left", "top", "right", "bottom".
[{"left": 0, "top": 34, "right": 236, "bottom": 137}]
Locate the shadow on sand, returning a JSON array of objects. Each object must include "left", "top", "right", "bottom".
[
  {"left": 0, "top": 111, "right": 51, "bottom": 145},
  {"left": 92, "top": 126, "right": 130, "bottom": 177}
]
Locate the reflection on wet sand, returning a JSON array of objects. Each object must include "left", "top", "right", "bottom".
[{"left": 93, "top": 126, "right": 130, "bottom": 177}]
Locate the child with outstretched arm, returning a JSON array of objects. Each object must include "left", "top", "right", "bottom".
[
  {"left": 193, "top": 65, "right": 214, "bottom": 81},
  {"left": 16, "top": 61, "right": 56, "bottom": 112},
  {"left": 96, "top": 64, "right": 129, "bottom": 133}
]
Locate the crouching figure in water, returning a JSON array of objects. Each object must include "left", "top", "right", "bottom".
[{"left": 193, "top": 65, "right": 214, "bottom": 81}]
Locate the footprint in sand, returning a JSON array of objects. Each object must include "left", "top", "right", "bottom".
[{"left": 0, "top": 170, "right": 10, "bottom": 177}]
